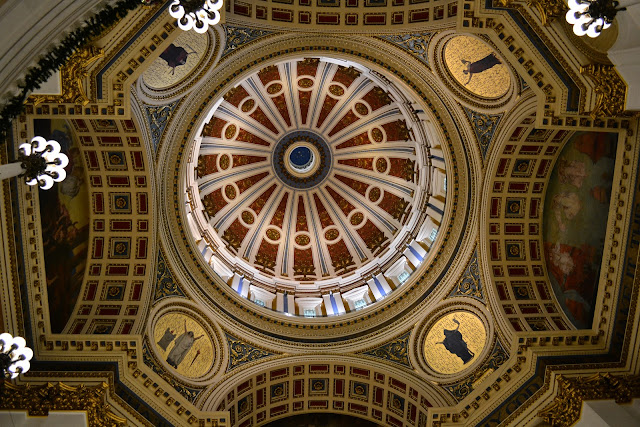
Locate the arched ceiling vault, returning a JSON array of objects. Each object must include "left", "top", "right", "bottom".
[{"left": 0, "top": 1, "right": 639, "bottom": 426}]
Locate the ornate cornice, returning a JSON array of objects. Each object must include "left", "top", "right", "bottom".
[
  {"left": 538, "top": 373, "right": 640, "bottom": 426},
  {"left": 27, "top": 46, "right": 104, "bottom": 106},
  {"left": 0, "top": 381, "right": 127, "bottom": 426}
]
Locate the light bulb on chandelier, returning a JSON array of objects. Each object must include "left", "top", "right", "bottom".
[
  {"left": 0, "top": 333, "right": 34, "bottom": 379},
  {"left": 169, "top": 0, "right": 223, "bottom": 33},
  {"left": 565, "top": 0, "right": 624, "bottom": 38}
]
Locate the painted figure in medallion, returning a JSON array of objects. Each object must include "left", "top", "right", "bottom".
[
  {"left": 461, "top": 53, "right": 502, "bottom": 85},
  {"left": 435, "top": 318, "right": 475, "bottom": 363},
  {"left": 160, "top": 43, "right": 197, "bottom": 75},
  {"left": 157, "top": 328, "right": 176, "bottom": 351},
  {"left": 166, "top": 320, "right": 204, "bottom": 368}
]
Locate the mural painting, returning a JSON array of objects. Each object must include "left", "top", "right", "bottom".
[
  {"left": 142, "top": 30, "right": 208, "bottom": 90},
  {"left": 543, "top": 132, "right": 618, "bottom": 328},
  {"left": 35, "top": 119, "right": 89, "bottom": 333},
  {"left": 424, "top": 311, "right": 486, "bottom": 374},
  {"left": 444, "top": 36, "right": 510, "bottom": 98},
  {"left": 153, "top": 312, "right": 214, "bottom": 378}
]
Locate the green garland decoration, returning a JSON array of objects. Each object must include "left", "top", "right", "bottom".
[{"left": 0, "top": 0, "right": 161, "bottom": 142}]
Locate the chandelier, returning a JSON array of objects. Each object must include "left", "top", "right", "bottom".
[
  {"left": 169, "top": 0, "right": 223, "bottom": 33},
  {"left": 566, "top": 0, "right": 625, "bottom": 37},
  {"left": 0, "top": 136, "right": 69, "bottom": 190},
  {"left": 18, "top": 137, "right": 68, "bottom": 190},
  {"left": 0, "top": 333, "right": 33, "bottom": 379}
]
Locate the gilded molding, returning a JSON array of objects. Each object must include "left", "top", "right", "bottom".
[
  {"left": 28, "top": 46, "right": 104, "bottom": 106},
  {"left": 538, "top": 373, "right": 640, "bottom": 426},
  {"left": 0, "top": 381, "right": 126, "bottom": 426},
  {"left": 580, "top": 64, "right": 629, "bottom": 118},
  {"left": 496, "top": 0, "right": 564, "bottom": 25},
  {"left": 141, "top": 340, "right": 202, "bottom": 403}
]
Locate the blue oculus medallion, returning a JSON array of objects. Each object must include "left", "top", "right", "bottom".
[{"left": 272, "top": 131, "right": 332, "bottom": 189}]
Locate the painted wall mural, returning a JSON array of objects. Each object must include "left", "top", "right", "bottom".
[
  {"left": 153, "top": 312, "right": 214, "bottom": 378},
  {"left": 142, "top": 30, "right": 209, "bottom": 89},
  {"left": 35, "top": 119, "right": 89, "bottom": 333},
  {"left": 543, "top": 132, "right": 618, "bottom": 329},
  {"left": 443, "top": 36, "right": 510, "bottom": 98},
  {"left": 424, "top": 311, "right": 486, "bottom": 374}
]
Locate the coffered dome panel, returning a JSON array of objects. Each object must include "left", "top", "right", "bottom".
[{"left": 184, "top": 56, "right": 447, "bottom": 306}]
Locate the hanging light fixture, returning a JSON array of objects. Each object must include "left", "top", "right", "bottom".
[
  {"left": 566, "top": 0, "right": 626, "bottom": 38},
  {"left": 0, "top": 136, "right": 69, "bottom": 190},
  {"left": 169, "top": 0, "right": 223, "bottom": 33},
  {"left": 0, "top": 333, "right": 33, "bottom": 379}
]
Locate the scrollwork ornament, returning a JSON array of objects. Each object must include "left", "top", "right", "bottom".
[
  {"left": 538, "top": 373, "right": 640, "bottom": 426},
  {"left": 0, "top": 381, "right": 126, "bottom": 426},
  {"left": 361, "top": 330, "right": 412, "bottom": 368},
  {"left": 226, "top": 333, "right": 274, "bottom": 371},
  {"left": 527, "top": 0, "right": 565, "bottom": 25},
  {"left": 580, "top": 64, "right": 629, "bottom": 118}
]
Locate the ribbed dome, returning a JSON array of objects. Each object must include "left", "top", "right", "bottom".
[{"left": 186, "top": 56, "right": 444, "bottom": 294}]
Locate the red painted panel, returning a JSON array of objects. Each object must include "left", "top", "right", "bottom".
[
  {"left": 107, "top": 176, "right": 129, "bottom": 186},
  {"left": 373, "top": 386, "right": 383, "bottom": 406},
  {"left": 309, "top": 364, "right": 329, "bottom": 374},
  {"left": 390, "top": 377, "right": 406, "bottom": 392},
  {"left": 505, "top": 224, "right": 524, "bottom": 234},
  {"left": 111, "top": 220, "right": 132, "bottom": 231},
  {"left": 137, "top": 238, "right": 147, "bottom": 259},
  {"left": 496, "top": 158, "right": 510, "bottom": 176},
  {"left": 536, "top": 281, "right": 550, "bottom": 299},
  {"left": 490, "top": 198, "right": 500, "bottom": 217},
  {"left": 107, "top": 265, "right": 128, "bottom": 275},
  {"left": 94, "top": 193, "right": 104, "bottom": 213},
  {"left": 93, "top": 238, "right": 104, "bottom": 258},
  {"left": 138, "top": 193, "right": 148, "bottom": 214},
  {"left": 508, "top": 266, "right": 527, "bottom": 276},
  {"left": 529, "top": 240, "right": 540, "bottom": 260},
  {"left": 130, "top": 282, "right": 142, "bottom": 301}
]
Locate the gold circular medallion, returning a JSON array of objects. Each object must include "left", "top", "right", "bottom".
[
  {"left": 424, "top": 311, "right": 486, "bottom": 374},
  {"left": 295, "top": 234, "right": 310, "bottom": 245},
  {"left": 350, "top": 212, "right": 364, "bottom": 226},
  {"left": 225, "top": 185, "right": 236, "bottom": 200},
  {"left": 371, "top": 128, "right": 384, "bottom": 143},
  {"left": 241, "top": 99, "right": 255, "bottom": 112},
  {"left": 444, "top": 36, "right": 510, "bottom": 99},
  {"left": 369, "top": 188, "right": 381, "bottom": 202},
  {"left": 224, "top": 124, "right": 236, "bottom": 139},
  {"left": 354, "top": 102, "right": 368, "bottom": 115},
  {"left": 266, "top": 229, "right": 281, "bottom": 241},
  {"left": 153, "top": 312, "right": 213, "bottom": 378},
  {"left": 267, "top": 83, "right": 282, "bottom": 94},
  {"left": 242, "top": 211, "right": 254, "bottom": 224},
  {"left": 329, "top": 85, "right": 344, "bottom": 96},
  {"left": 298, "top": 78, "right": 314, "bottom": 89},
  {"left": 219, "top": 154, "right": 230, "bottom": 170}
]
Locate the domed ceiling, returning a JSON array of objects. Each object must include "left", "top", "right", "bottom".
[{"left": 185, "top": 57, "right": 445, "bottom": 297}]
